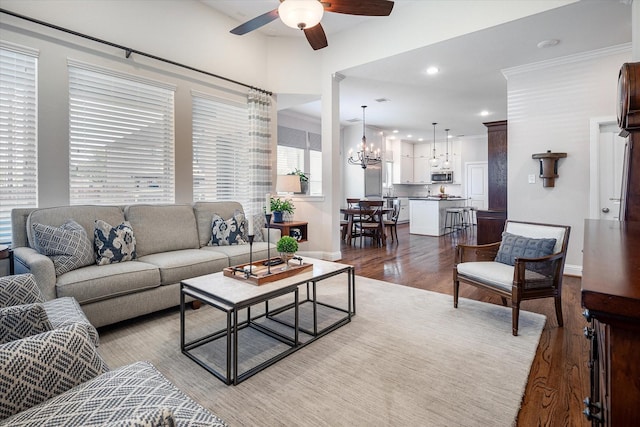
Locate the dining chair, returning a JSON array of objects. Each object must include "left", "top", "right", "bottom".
[
  {"left": 356, "top": 200, "right": 384, "bottom": 247},
  {"left": 342, "top": 198, "right": 361, "bottom": 242},
  {"left": 383, "top": 199, "right": 400, "bottom": 243},
  {"left": 453, "top": 220, "right": 571, "bottom": 336}
]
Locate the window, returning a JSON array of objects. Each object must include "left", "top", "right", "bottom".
[
  {"left": 277, "top": 125, "right": 322, "bottom": 195},
  {"left": 0, "top": 43, "right": 38, "bottom": 244},
  {"left": 68, "top": 60, "right": 175, "bottom": 205},
  {"left": 192, "top": 92, "right": 250, "bottom": 204}
]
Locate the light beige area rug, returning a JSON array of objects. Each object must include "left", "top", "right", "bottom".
[{"left": 98, "top": 276, "right": 545, "bottom": 427}]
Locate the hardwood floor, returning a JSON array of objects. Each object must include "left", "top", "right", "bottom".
[{"left": 338, "top": 223, "right": 589, "bottom": 427}]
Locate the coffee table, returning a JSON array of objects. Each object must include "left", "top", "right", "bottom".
[{"left": 180, "top": 258, "right": 355, "bottom": 385}]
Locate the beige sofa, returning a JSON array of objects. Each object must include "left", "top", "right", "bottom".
[{"left": 11, "top": 202, "right": 279, "bottom": 327}]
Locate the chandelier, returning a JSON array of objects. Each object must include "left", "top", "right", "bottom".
[
  {"left": 347, "top": 105, "right": 381, "bottom": 169},
  {"left": 442, "top": 128, "right": 451, "bottom": 169},
  {"left": 429, "top": 122, "right": 439, "bottom": 167}
]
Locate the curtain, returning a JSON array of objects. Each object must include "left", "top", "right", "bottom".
[{"left": 247, "top": 89, "right": 272, "bottom": 216}]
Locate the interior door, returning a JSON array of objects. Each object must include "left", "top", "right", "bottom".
[
  {"left": 466, "top": 162, "right": 488, "bottom": 209},
  {"left": 598, "top": 122, "right": 627, "bottom": 220}
]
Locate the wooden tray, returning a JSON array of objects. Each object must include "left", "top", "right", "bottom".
[{"left": 223, "top": 258, "right": 313, "bottom": 285}]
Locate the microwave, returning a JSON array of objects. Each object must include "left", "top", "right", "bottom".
[{"left": 431, "top": 171, "right": 453, "bottom": 183}]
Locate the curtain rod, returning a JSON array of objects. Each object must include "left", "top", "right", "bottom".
[{"left": 0, "top": 8, "right": 273, "bottom": 96}]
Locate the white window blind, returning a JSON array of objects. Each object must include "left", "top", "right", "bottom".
[
  {"left": 0, "top": 43, "right": 38, "bottom": 244},
  {"left": 192, "top": 93, "right": 250, "bottom": 203},
  {"left": 68, "top": 61, "right": 175, "bottom": 205}
]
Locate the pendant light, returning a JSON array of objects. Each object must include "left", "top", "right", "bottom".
[
  {"left": 429, "top": 122, "right": 440, "bottom": 167},
  {"left": 442, "top": 128, "right": 451, "bottom": 169}
]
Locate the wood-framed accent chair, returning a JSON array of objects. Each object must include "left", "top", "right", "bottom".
[{"left": 453, "top": 220, "right": 571, "bottom": 336}]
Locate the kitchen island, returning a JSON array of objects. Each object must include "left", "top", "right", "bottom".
[{"left": 409, "top": 197, "right": 467, "bottom": 236}]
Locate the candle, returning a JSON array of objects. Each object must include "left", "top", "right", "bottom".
[
  {"left": 248, "top": 216, "right": 254, "bottom": 235},
  {"left": 265, "top": 193, "right": 271, "bottom": 214}
]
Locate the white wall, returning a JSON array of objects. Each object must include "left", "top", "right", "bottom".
[{"left": 504, "top": 45, "right": 632, "bottom": 274}]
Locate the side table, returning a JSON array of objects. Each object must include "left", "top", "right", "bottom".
[
  {"left": 0, "top": 245, "right": 15, "bottom": 276},
  {"left": 269, "top": 221, "right": 308, "bottom": 243}
]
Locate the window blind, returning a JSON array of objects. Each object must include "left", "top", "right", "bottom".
[
  {"left": 0, "top": 43, "right": 38, "bottom": 244},
  {"left": 68, "top": 61, "right": 176, "bottom": 205},
  {"left": 192, "top": 93, "right": 250, "bottom": 203}
]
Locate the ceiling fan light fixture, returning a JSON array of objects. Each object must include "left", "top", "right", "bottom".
[{"left": 278, "top": 0, "right": 324, "bottom": 30}]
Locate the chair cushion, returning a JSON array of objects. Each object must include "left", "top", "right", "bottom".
[
  {"left": 94, "top": 220, "right": 137, "bottom": 265},
  {"left": 0, "top": 324, "right": 109, "bottom": 419},
  {"left": 137, "top": 249, "right": 229, "bottom": 286},
  {"left": 495, "top": 232, "right": 556, "bottom": 266},
  {"left": 457, "top": 261, "right": 547, "bottom": 292},
  {"left": 0, "top": 304, "right": 52, "bottom": 344},
  {"left": 32, "top": 220, "right": 95, "bottom": 276},
  {"left": 2, "top": 361, "right": 227, "bottom": 426}
]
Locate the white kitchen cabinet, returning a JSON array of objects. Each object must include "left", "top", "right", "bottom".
[
  {"left": 413, "top": 144, "right": 430, "bottom": 184},
  {"left": 393, "top": 141, "right": 414, "bottom": 184}
]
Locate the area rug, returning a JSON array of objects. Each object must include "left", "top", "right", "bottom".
[{"left": 98, "top": 276, "right": 545, "bottom": 427}]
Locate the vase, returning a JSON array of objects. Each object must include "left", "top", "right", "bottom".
[
  {"left": 279, "top": 252, "right": 294, "bottom": 270},
  {"left": 273, "top": 211, "right": 284, "bottom": 223}
]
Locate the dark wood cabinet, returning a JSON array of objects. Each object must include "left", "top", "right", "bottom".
[
  {"left": 476, "top": 120, "right": 507, "bottom": 243},
  {"left": 484, "top": 120, "right": 508, "bottom": 211},
  {"left": 269, "top": 220, "right": 308, "bottom": 243},
  {"left": 581, "top": 220, "right": 640, "bottom": 426}
]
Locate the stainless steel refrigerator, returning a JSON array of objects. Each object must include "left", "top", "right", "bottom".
[{"left": 364, "top": 163, "right": 382, "bottom": 197}]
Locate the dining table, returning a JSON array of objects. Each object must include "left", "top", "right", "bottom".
[{"left": 340, "top": 206, "right": 394, "bottom": 245}]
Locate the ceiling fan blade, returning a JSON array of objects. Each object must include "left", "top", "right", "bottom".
[
  {"left": 304, "top": 24, "right": 328, "bottom": 50},
  {"left": 323, "top": 0, "right": 394, "bottom": 16},
  {"left": 230, "top": 9, "right": 279, "bottom": 35}
]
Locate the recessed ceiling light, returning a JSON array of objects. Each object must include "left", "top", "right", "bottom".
[
  {"left": 393, "top": 129, "right": 399, "bottom": 133},
  {"left": 407, "top": 134, "right": 412, "bottom": 138},
  {"left": 537, "top": 39, "right": 560, "bottom": 49},
  {"left": 426, "top": 66, "right": 439, "bottom": 75},
  {"left": 418, "top": 138, "right": 424, "bottom": 142},
  {"left": 480, "top": 110, "right": 490, "bottom": 117}
]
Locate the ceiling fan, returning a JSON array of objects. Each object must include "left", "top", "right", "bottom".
[{"left": 230, "top": 0, "right": 395, "bottom": 51}]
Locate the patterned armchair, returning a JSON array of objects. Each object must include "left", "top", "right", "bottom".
[{"left": 0, "top": 273, "right": 99, "bottom": 346}]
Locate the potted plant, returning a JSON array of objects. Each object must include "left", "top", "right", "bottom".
[
  {"left": 276, "top": 235, "right": 298, "bottom": 270},
  {"left": 288, "top": 169, "right": 309, "bottom": 194},
  {"left": 270, "top": 197, "right": 295, "bottom": 223}
]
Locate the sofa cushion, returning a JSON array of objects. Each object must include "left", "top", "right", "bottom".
[
  {"left": 138, "top": 249, "right": 229, "bottom": 286},
  {"left": 104, "top": 407, "right": 175, "bottom": 427},
  {"left": 32, "top": 220, "right": 95, "bottom": 276},
  {"left": 1, "top": 361, "right": 227, "bottom": 426},
  {"left": 94, "top": 220, "right": 137, "bottom": 265},
  {"left": 202, "top": 241, "right": 273, "bottom": 267},
  {"left": 0, "top": 303, "right": 52, "bottom": 344},
  {"left": 192, "top": 201, "right": 245, "bottom": 247},
  {"left": 125, "top": 205, "right": 199, "bottom": 257},
  {"left": 0, "top": 324, "right": 109, "bottom": 419},
  {"left": 26, "top": 205, "right": 125, "bottom": 250},
  {"left": 210, "top": 210, "right": 248, "bottom": 246},
  {"left": 56, "top": 261, "right": 161, "bottom": 305}
]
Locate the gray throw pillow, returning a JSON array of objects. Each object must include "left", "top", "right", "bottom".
[
  {"left": 94, "top": 219, "right": 137, "bottom": 265},
  {"left": 32, "top": 220, "right": 94, "bottom": 276},
  {"left": 495, "top": 232, "right": 556, "bottom": 267}
]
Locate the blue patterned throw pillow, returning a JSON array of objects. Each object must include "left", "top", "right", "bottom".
[
  {"left": 495, "top": 232, "right": 556, "bottom": 268},
  {"left": 32, "top": 220, "right": 94, "bottom": 276},
  {"left": 94, "top": 220, "right": 137, "bottom": 265},
  {"left": 210, "top": 210, "right": 248, "bottom": 246}
]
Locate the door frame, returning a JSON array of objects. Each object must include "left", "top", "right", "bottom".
[{"left": 589, "top": 116, "right": 618, "bottom": 219}]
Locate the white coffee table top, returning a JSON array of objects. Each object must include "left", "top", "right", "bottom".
[{"left": 181, "top": 257, "right": 352, "bottom": 308}]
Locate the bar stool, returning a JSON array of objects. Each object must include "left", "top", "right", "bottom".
[
  {"left": 462, "top": 206, "right": 473, "bottom": 229},
  {"left": 444, "top": 208, "right": 464, "bottom": 234}
]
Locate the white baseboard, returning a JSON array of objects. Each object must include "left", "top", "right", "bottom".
[{"left": 564, "top": 263, "right": 582, "bottom": 277}]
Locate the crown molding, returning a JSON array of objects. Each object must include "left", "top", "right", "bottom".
[{"left": 502, "top": 43, "right": 632, "bottom": 78}]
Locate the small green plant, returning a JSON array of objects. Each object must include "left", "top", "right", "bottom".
[
  {"left": 288, "top": 168, "right": 308, "bottom": 182},
  {"left": 270, "top": 197, "right": 295, "bottom": 214},
  {"left": 276, "top": 236, "right": 298, "bottom": 253}
]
